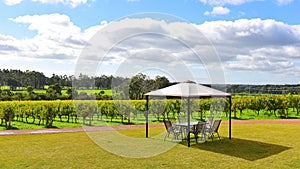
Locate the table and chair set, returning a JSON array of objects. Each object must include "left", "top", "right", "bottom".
[{"left": 163, "top": 116, "right": 222, "bottom": 143}]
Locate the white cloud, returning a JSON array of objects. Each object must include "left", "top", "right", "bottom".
[
  {"left": 31, "top": 0, "right": 88, "bottom": 8},
  {"left": 200, "top": 0, "right": 295, "bottom": 20},
  {"left": 7, "top": 14, "right": 93, "bottom": 60},
  {"left": 199, "top": 0, "right": 255, "bottom": 6},
  {"left": 197, "top": 18, "right": 300, "bottom": 76},
  {"left": 4, "top": 0, "right": 23, "bottom": 6},
  {"left": 198, "top": 19, "right": 300, "bottom": 45},
  {"left": 36, "top": 0, "right": 87, "bottom": 8},
  {"left": 277, "top": 0, "right": 294, "bottom": 5},
  {"left": 204, "top": 6, "right": 230, "bottom": 16},
  {"left": 4, "top": 0, "right": 88, "bottom": 7},
  {"left": 2, "top": 15, "right": 300, "bottom": 82}
]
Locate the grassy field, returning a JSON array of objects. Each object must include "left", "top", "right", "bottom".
[
  {"left": 11, "top": 89, "right": 112, "bottom": 96},
  {"left": 1, "top": 108, "right": 299, "bottom": 131},
  {"left": 0, "top": 119, "right": 83, "bottom": 130},
  {"left": 0, "top": 123, "right": 300, "bottom": 168},
  {"left": 0, "top": 110, "right": 163, "bottom": 130}
]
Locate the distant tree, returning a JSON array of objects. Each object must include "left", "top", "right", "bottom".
[
  {"left": 154, "top": 76, "right": 170, "bottom": 89},
  {"left": 26, "top": 86, "right": 34, "bottom": 94},
  {"left": 113, "top": 79, "right": 130, "bottom": 100},
  {"left": 129, "top": 73, "right": 147, "bottom": 100},
  {"left": 46, "top": 83, "right": 62, "bottom": 100},
  {"left": 66, "top": 88, "right": 73, "bottom": 99},
  {"left": 0, "top": 89, "right": 12, "bottom": 101}
]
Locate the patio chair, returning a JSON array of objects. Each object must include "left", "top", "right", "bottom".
[
  {"left": 188, "top": 122, "right": 206, "bottom": 143},
  {"left": 163, "top": 119, "right": 182, "bottom": 141},
  {"left": 205, "top": 115, "right": 214, "bottom": 128},
  {"left": 177, "top": 116, "right": 188, "bottom": 135},
  {"left": 206, "top": 120, "right": 221, "bottom": 141},
  {"left": 168, "top": 117, "right": 177, "bottom": 126},
  {"left": 178, "top": 116, "right": 186, "bottom": 123}
]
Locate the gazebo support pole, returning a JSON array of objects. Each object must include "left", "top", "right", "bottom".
[
  {"left": 187, "top": 98, "right": 191, "bottom": 147},
  {"left": 146, "top": 95, "right": 149, "bottom": 138},
  {"left": 229, "top": 96, "right": 232, "bottom": 139}
]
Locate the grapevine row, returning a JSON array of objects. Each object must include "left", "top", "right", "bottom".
[{"left": 0, "top": 94, "right": 299, "bottom": 129}]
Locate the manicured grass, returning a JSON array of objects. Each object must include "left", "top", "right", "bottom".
[
  {"left": 11, "top": 89, "right": 113, "bottom": 96},
  {"left": 0, "top": 118, "right": 126, "bottom": 130},
  {"left": 0, "top": 123, "right": 299, "bottom": 168},
  {"left": 0, "top": 113, "right": 162, "bottom": 130},
  {"left": 0, "top": 120, "right": 83, "bottom": 130},
  {"left": 225, "top": 108, "right": 300, "bottom": 120},
  {"left": 77, "top": 89, "right": 112, "bottom": 96},
  {"left": 2, "top": 109, "right": 299, "bottom": 131}
]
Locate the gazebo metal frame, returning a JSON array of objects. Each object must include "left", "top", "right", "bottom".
[{"left": 144, "top": 81, "right": 232, "bottom": 147}]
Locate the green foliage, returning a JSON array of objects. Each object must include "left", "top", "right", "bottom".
[
  {"left": 0, "top": 102, "right": 14, "bottom": 128},
  {"left": 231, "top": 95, "right": 300, "bottom": 119},
  {"left": 0, "top": 94, "right": 300, "bottom": 129}
]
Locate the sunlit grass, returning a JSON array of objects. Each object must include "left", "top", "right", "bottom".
[
  {"left": 11, "top": 89, "right": 113, "bottom": 96},
  {"left": 2, "top": 109, "right": 299, "bottom": 131},
  {"left": 0, "top": 123, "right": 300, "bottom": 168},
  {"left": 0, "top": 112, "right": 164, "bottom": 130}
]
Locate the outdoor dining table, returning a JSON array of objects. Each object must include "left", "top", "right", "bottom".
[
  {"left": 175, "top": 121, "right": 200, "bottom": 127},
  {"left": 174, "top": 121, "right": 207, "bottom": 140}
]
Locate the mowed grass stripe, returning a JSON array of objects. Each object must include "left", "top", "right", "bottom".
[{"left": 0, "top": 123, "right": 299, "bottom": 168}]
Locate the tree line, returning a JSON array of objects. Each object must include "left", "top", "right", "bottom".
[
  {"left": 0, "top": 69, "right": 172, "bottom": 101},
  {"left": 0, "top": 69, "right": 122, "bottom": 90},
  {"left": 225, "top": 84, "right": 300, "bottom": 95},
  {"left": 1, "top": 69, "right": 300, "bottom": 101}
]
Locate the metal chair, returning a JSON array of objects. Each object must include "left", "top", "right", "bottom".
[
  {"left": 168, "top": 117, "right": 177, "bottom": 126},
  {"left": 177, "top": 116, "right": 188, "bottom": 136},
  {"left": 178, "top": 116, "right": 186, "bottom": 123},
  {"left": 188, "top": 122, "right": 206, "bottom": 143},
  {"left": 206, "top": 120, "right": 221, "bottom": 141},
  {"left": 163, "top": 119, "right": 182, "bottom": 141},
  {"left": 205, "top": 115, "right": 214, "bottom": 129}
]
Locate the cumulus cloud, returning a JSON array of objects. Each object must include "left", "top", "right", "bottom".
[
  {"left": 199, "top": 0, "right": 255, "bottom": 6},
  {"left": 1, "top": 14, "right": 300, "bottom": 81},
  {"left": 197, "top": 18, "right": 300, "bottom": 76},
  {"left": 4, "top": 0, "right": 23, "bottom": 6},
  {"left": 6, "top": 14, "right": 103, "bottom": 60},
  {"left": 204, "top": 6, "right": 230, "bottom": 16},
  {"left": 4, "top": 0, "right": 87, "bottom": 7},
  {"left": 31, "top": 0, "right": 88, "bottom": 8},
  {"left": 198, "top": 19, "right": 300, "bottom": 46},
  {"left": 277, "top": 0, "right": 294, "bottom": 5}
]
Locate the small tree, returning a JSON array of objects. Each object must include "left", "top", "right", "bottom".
[
  {"left": 26, "top": 86, "right": 34, "bottom": 94},
  {"left": 46, "top": 83, "right": 62, "bottom": 100}
]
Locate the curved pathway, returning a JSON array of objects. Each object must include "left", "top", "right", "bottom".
[{"left": 0, "top": 119, "right": 299, "bottom": 136}]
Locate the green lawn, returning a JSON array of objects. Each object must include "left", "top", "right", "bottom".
[
  {"left": 1, "top": 109, "right": 299, "bottom": 130},
  {"left": 0, "top": 123, "right": 299, "bottom": 168},
  {"left": 0, "top": 112, "right": 162, "bottom": 130},
  {"left": 12, "top": 89, "right": 48, "bottom": 94},
  {"left": 11, "top": 89, "right": 112, "bottom": 96},
  {"left": 0, "top": 119, "right": 83, "bottom": 130},
  {"left": 77, "top": 89, "right": 112, "bottom": 95}
]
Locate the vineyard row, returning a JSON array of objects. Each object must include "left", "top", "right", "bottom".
[{"left": 0, "top": 94, "right": 299, "bottom": 129}]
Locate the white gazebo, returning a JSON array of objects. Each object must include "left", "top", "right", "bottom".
[{"left": 144, "top": 80, "right": 232, "bottom": 147}]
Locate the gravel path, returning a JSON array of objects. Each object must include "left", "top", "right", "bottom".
[{"left": 0, "top": 119, "right": 299, "bottom": 136}]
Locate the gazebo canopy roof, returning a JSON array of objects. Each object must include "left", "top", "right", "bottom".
[
  {"left": 144, "top": 80, "right": 233, "bottom": 146},
  {"left": 144, "top": 80, "right": 231, "bottom": 98}
]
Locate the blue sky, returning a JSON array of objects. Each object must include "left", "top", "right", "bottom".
[{"left": 0, "top": 0, "right": 300, "bottom": 84}]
